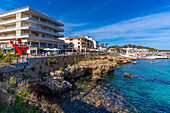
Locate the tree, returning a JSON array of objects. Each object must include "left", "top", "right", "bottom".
[
  {"left": 0, "top": 49, "right": 16, "bottom": 81},
  {"left": 116, "top": 47, "right": 120, "bottom": 53},
  {"left": 82, "top": 38, "right": 87, "bottom": 52},
  {"left": 0, "top": 49, "right": 16, "bottom": 67},
  {"left": 101, "top": 43, "right": 104, "bottom": 48},
  {"left": 105, "top": 43, "right": 108, "bottom": 51},
  {"left": 82, "top": 38, "right": 87, "bottom": 42}
]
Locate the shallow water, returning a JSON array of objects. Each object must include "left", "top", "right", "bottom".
[
  {"left": 48, "top": 59, "right": 170, "bottom": 113},
  {"left": 109, "top": 59, "right": 170, "bottom": 113}
]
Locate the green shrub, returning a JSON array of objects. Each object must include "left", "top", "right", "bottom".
[
  {"left": 74, "top": 61, "right": 78, "bottom": 64},
  {"left": 46, "top": 59, "right": 51, "bottom": 65},
  {"left": 59, "top": 67, "right": 64, "bottom": 71},
  {"left": 8, "top": 76, "right": 17, "bottom": 87},
  {"left": 16, "top": 88, "right": 30, "bottom": 99},
  {"left": 101, "top": 61, "right": 109, "bottom": 64},
  {"left": 81, "top": 58, "right": 86, "bottom": 61}
]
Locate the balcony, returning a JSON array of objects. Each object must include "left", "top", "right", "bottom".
[
  {"left": 0, "top": 18, "right": 16, "bottom": 23},
  {"left": 0, "top": 26, "right": 17, "bottom": 33},
  {"left": 22, "top": 16, "right": 64, "bottom": 32},
  {"left": 0, "top": 17, "right": 29, "bottom": 25},
  {"left": 0, "top": 16, "right": 64, "bottom": 32},
  {"left": 21, "top": 24, "right": 63, "bottom": 37},
  {"left": 20, "top": 33, "right": 62, "bottom": 43}
]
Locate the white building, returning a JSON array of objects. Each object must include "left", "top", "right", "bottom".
[
  {"left": 59, "top": 36, "right": 98, "bottom": 52},
  {"left": 0, "top": 6, "right": 73, "bottom": 54},
  {"left": 84, "top": 36, "right": 98, "bottom": 49}
]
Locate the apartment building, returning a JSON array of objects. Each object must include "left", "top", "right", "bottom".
[
  {"left": 59, "top": 36, "right": 98, "bottom": 52},
  {"left": 84, "top": 36, "right": 98, "bottom": 49},
  {"left": 0, "top": 6, "right": 72, "bottom": 55}
]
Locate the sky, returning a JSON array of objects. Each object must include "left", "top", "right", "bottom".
[{"left": 0, "top": 0, "right": 170, "bottom": 50}]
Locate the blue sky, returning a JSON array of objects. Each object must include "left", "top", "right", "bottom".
[{"left": 1, "top": 0, "right": 170, "bottom": 49}]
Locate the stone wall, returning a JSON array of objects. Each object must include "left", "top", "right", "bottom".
[{"left": 1, "top": 55, "right": 84, "bottom": 80}]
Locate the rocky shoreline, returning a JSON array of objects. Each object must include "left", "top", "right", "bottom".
[
  {"left": 26, "top": 55, "right": 132, "bottom": 94},
  {"left": 0, "top": 55, "right": 135, "bottom": 112}
]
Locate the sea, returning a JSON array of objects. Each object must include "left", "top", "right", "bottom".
[
  {"left": 49, "top": 59, "right": 170, "bottom": 113},
  {"left": 108, "top": 59, "right": 170, "bottom": 113}
]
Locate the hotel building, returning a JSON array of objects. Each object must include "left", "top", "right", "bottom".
[
  {"left": 59, "top": 36, "right": 98, "bottom": 52},
  {"left": 0, "top": 6, "right": 72, "bottom": 54}
]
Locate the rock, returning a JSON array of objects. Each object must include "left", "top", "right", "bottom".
[
  {"left": 91, "top": 75, "right": 101, "bottom": 81},
  {"left": 133, "top": 61, "right": 137, "bottom": 65},
  {"left": 30, "top": 76, "right": 72, "bottom": 93},
  {"left": 99, "top": 56, "right": 106, "bottom": 60},
  {"left": 55, "top": 70, "right": 64, "bottom": 77},
  {"left": 80, "top": 92, "right": 85, "bottom": 95},
  {"left": 106, "top": 56, "right": 113, "bottom": 61},
  {"left": 122, "top": 73, "right": 132, "bottom": 77},
  {"left": 50, "top": 72, "right": 55, "bottom": 76},
  {"left": 70, "top": 79, "right": 75, "bottom": 82}
]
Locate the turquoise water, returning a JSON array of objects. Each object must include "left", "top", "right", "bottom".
[{"left": 109, "top": 59, "right": 170, "bottom": 113}]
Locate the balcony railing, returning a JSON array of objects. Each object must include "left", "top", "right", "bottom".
[
  {"left": 22, "top": 16, "right": 63, "bottom": 31},
  {"left": 21, "top": 24, "right": 61, "bottom": 36},
  {"left": 0, "top": 35, "right": 16, "bottom": 38},
  {"left": 0, "top": 18, "right": 16, "bottom": 23},
  {"left": 0, "top": 26, "right": 16, "bottom": 30}
]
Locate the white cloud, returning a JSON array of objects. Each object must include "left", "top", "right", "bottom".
[
  {"left": 71, "top": 12, "right": 170, "bottom": 41},
  {"left": 132, "top": 37, "right": 170, "bottom": 41},
  {"left": 64, "top": 23, "right": 88, "bottom": 32},
  {"left": 0, "top": 8, "right": 6, "bottom": 13},
  {"left": 65, "top": 23, "right": 88, "bottom": 27}
]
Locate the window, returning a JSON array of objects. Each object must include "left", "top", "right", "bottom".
[
  {"left": 78, "top": 42, "right": 80, "bottom": 44},
  {"left": 59, "top": 44, "right": 63, "bottom": 49},
  {"left": 70, "top": 39, "right": 73, "bottom": 41},
  {"left": 69, "top": 42, "right": 73, "bottom": 44},
  {"left": 31, "top": 42, "right": 39, "bottom": 47},
  {"left": 42, "top": 34, "right": 45, "bottom": 38},
  {"left": 31, "top": 50, "right": 36, "bottom": 54},
  {"left": 40, "top": 43, "right": 46, "bottom": 48},
  {"left": 28, "top": 41, "right": 30, "bottom": 45},
  {"left": 49, "top": 29, "right": 52, "bottom": 32},
  {"left": 47, "top": 43, "right": 53, "bottom": 48},
  {"left": 54, "top": 44, "right": 58, "bottom": 48},
  {"left": 41, "top": 27, "right": 46, "bottom": 31},
  {"left": 49, "top": 35, "right": 52, "bottom": 38}
]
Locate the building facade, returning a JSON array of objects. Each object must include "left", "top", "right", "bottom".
[
  {"left": 0, "top": 6, "right": 72, "bottom": 55},
  {"left": 59, "top": 36, "right": 98, "bottom": 52}
]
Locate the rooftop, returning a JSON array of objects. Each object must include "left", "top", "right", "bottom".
[{"left": 0, "top": 6, "right": 64, "bottom": 26}]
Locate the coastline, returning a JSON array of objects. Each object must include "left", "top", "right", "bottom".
[
  {"left": 1, "top": 54, "right": 169, "bottom": 112},
  {"left": 0, "top": 54, "right": 136, "bottom": 112}
]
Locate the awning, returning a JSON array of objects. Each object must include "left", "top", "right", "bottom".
[
  {"left": 43, "top": 48, "right": 50, "bottom": 50},
  {"left": 50, "top": 48, "right": 61, "bottom": 51},
  {"left": 95, "top": 49, "right": 103, "bottom": 52},
  {"left": 43, "top": 48, "right": 61, "bottom": 51},
  {"left": 3, "top": 48, "right": 14, "bottom": 50}
]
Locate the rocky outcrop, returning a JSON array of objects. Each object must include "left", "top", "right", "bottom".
[
  {"left": 122, "top": 73, "right": 132, "bottom": 77},
  {"left": 2, "top": 55, "right": 133, "bottom": 94},
  {"left": 113, "top": 56, "right": 131, "bottom": 64},
  {"left": 63, "top": 60, "right": 117, "bottom": 81},
  {"left": 24, "top": 76, "right": 72, "bottom": 94},
  {"left": 26, "top": 56, "right": 132, "bottom": 93}
]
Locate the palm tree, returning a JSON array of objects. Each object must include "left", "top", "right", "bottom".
[
  {"left": 105, "top": 43, "right": 108, "bottom": 51},
  {"left": 101, "top": 43, "right": 104, "bottom": 48},
  {"left": 0, "top": 49, "right": 16, "bottom": 80}
]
